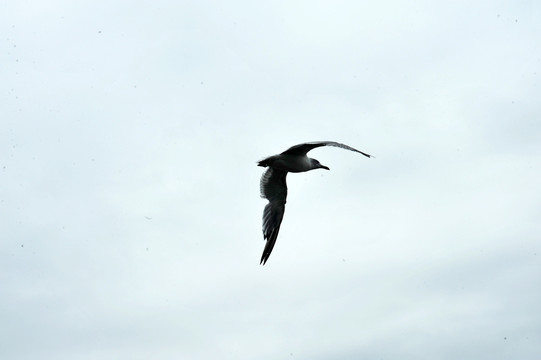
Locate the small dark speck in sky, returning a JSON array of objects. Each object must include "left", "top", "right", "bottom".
[{"left": 145, "top": 216, "right": 152, "bottom": 220}]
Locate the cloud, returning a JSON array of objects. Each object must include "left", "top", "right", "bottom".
[{"left": 1, "top": 1, "right": 540, "bottom": 359}]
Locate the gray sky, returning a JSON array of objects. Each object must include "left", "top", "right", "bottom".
[{"left": 1, "top": 1, "right": 540, "bottom": 359}]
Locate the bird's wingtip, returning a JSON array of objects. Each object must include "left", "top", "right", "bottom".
[{"left": 361, "top": 151, "right": 373, "bottom": 158}]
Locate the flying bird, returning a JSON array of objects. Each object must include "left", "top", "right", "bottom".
[{"left": 258, "top": 141, "right": 372, "bottom": 265}]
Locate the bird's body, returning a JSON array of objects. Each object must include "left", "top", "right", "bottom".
[
  {"left": 258, "top": 154, "right": 315, "bottom": 172},
  {"left": 258, "top": 141, "right": 371, "bottom": 265}
]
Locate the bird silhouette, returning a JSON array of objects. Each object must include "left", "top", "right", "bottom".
[{"left": 258, "top": 141, "right": 371, "bottom": 265}]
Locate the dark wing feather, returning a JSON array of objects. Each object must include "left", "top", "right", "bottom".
[
  {"left": 281, "top": 141, "right": 372, "bottom": 158},
  {"left": 259, "top": 168, "right": 288, "bottom": 265}
]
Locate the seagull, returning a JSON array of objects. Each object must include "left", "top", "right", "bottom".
[{"left": 258, "top": 141, "right": 372, "bottom": 265}]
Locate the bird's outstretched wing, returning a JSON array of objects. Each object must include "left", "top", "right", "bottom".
[
  {"left": 281, "top": 141, "right": 372, "bottom": 158},
  {"left": 260, "top": 167, "right": 288, "bottom": 265}
]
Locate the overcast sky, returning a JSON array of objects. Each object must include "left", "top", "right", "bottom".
[{"left": 1, "top": 1, "right": 540, "bottom": 359}]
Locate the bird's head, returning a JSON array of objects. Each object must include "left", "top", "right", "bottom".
[{"left": 311, "top": 158, "right": 330, "bottom": 170}]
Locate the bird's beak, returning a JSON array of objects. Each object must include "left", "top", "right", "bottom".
[{"left": 320, "top": 164, "right": 330, "bottom": 170}]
